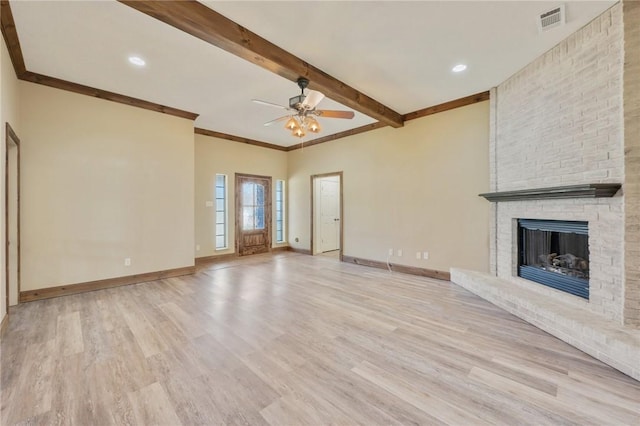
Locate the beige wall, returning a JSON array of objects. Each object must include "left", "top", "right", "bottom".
[
  {"left": 19, "top": 82, "right": 195, "bottom": 291},
  {"left": 195, "top": 134, "right": 287, "bottom": 258},
  {"left": 1, "top": 35, "right": 21, "bottom": 322},
  {"left": 9, "top": 72, "right": 487, "bottom": 302},
  {"left": 288, "top": 101, "right": 490, "bottom": 273}
]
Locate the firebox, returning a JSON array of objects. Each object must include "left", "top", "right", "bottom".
[{"left": 517, "top": 219, "right": 589, "bottom": 299}]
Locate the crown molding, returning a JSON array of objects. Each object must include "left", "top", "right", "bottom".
[
  {"left": 195, "top": 128, "right": 288, "bottom": 152},
  {"left": 0, "top": 0, "right": 198, "bottom": 121}
]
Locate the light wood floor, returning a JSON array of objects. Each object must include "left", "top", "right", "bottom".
[{"left": 1, "top": 252, "right": 639, "bottom": 425}]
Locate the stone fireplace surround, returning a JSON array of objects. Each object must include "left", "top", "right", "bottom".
[
  {"left": 453, "top": 190, "right": 639, "bottom": 380},
  {"left": 452, "top": 2, "right": 639, "bottom": 381}
]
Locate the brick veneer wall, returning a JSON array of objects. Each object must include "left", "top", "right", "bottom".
[
  {"left": 491, "top": 4, "right": 629, "bottom": 323},
  {"left": 623, "top": 0, "right": 640, "bottom": 326}
]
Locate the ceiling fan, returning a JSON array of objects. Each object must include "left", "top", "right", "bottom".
[{"left": 252, "top": 77, "right": 355, "bottom": 138}]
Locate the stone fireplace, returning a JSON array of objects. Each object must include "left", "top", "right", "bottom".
[{"left": 451, "top": 2, "right": 639, "bottom": 381}]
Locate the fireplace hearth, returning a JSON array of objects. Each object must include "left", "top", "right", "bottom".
[{"left": 517, "top": 219, "right": 589, "bottom": 299}]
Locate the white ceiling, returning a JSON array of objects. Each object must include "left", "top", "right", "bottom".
[{"left": 11, "top": 0, "right": 616, "bottom": 147}]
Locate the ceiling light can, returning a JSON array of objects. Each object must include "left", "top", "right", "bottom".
[
  {"left": 452, "top": 64, "right": 467, "bottom": 73},
  {"left": 128, "top": 56, "right": 146, "bottom": 67}
]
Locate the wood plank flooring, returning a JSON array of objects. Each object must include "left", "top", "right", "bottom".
[{"left": 1, "top": 252, "right": 639, "bottom": 425}]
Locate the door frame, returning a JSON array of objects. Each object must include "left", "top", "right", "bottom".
[
  {"left": 235, "top": 173, "right": 272, "bottom": 256},
  {"left": 5, "top": 123, "right": 21, "bottom": 313},
  {"left": 310, "top": 172, "right": 343, "bottom": 259}
]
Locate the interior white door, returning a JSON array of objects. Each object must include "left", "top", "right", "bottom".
[{"left": 319, "top": 178, "right": 340, "bottom": 252}]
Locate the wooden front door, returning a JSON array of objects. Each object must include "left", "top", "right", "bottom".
[{"left": 236, "top": 174, "right": 272, "bottom": 256}]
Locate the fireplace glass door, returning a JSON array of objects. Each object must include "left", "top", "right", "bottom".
[{"left": 518, "top": 219, "right": 589, "bottom": 299}]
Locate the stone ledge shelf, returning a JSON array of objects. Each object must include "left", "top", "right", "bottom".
[
  {"left": 479, "top": 183, "right": 621, "bottom": 202},
  {"left": 451, "top": 268, "right": 640, "bottom": 381}
]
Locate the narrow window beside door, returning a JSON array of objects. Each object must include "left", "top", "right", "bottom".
[
  {"left": 215, "top": 174, "right": 227, "bottom": 249},
  {"left": 276, "top": 180, "right": 285, "bottom": 243}
]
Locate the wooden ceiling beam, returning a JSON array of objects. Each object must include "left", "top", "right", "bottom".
[
  {"left": 117, "top": 0, "right": 404, "bottom": 128},
  {"left": 1, "top": 0, "right": 27, "bottom": 76}
]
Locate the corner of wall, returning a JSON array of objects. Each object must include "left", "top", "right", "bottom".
[
  {"left": 1, "top": 31, "right": 21, "bottom": 321},
  {"left": 489, "top": 87, "right": 498, "bottom": 276},
  {"left": 623, "top": 0, "right": 640, "bottom": 327}
]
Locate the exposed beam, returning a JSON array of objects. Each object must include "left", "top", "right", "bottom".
[
  {"left": 1, "top": 0, "right": 26, "bottom": 76},
  {"left": 403, "top": 91, "right": 490, "bottom": 121},
  {"left": 117, "top": 0, "right": 404, "bottom": 128},
  {"left": 195, "top": 128, "right": 288, "bottom": 152}
]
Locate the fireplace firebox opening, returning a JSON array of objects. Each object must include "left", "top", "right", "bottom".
[{"left": 517, "top": 219, "right": 589, "bottom": 299}]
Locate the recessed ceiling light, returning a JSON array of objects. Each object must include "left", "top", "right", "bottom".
[
  {"left": 452, "top": 64, "right": 467, "bottom": 73},
  {"left": 128, "top": 56, "right": 146, "bottom": 67}
]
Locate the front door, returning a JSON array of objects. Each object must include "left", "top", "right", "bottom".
[{"left": 236, "top": 174, "right": 272, "bottom": 256}]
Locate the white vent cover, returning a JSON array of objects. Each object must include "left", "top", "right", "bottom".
[{"left": 538, "top": 5, "right": 565, "bottom": 32}]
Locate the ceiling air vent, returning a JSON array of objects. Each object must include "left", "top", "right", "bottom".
[{"left": 538, "top": 5, "right": 565, "bottom": 32}]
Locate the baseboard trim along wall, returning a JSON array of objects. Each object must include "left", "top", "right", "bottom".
[
  {"left": 19, "top": 266, "right": 196, "bottom": 302},
  {"left": 195, "top": 252, "right": 238, "bottom": 264},
  {"left": 287, "top": 247, "right": 312, "bottom": 255},
  {"left": 195, "top": 246, "right": 290, "bottom": 265},
  {"left": 342, "top": 255, "right": 451, "bottom": 281}
]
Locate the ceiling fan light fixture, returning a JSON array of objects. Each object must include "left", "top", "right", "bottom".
[
  {"left": 255, "top": 79, "right": 354, "bottom": 139},
  {"left": 284, "top": 117, "right": 299, "bottom": 131},
  {"left": 306, "top": 117, "right": 321, "bottom": 133}
]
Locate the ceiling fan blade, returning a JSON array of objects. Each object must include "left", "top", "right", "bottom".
[
  {"left": 263, "top": 115, "right": 290, "bottom": 126},
  {"left": 252, "top": 99, "right": 291, "bottom": 110},
  {"left": 302, "top": 90, "right": 325, "bottom": 109},
  {"left": 315, "top": 110, "right": 355, "bottom": 119}
]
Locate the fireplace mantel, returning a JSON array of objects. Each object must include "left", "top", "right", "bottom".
[{"left": 479, "top": 183, "right": 621, "bottom": 202}]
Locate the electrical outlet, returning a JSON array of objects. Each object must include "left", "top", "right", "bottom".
[
  {"left": 205, "top": 201, "right": 213, "bottom": 207},
  {"left": 397, "top": 249, "right": 403, "bottom": 257},
  {"left": 423, "top": 252, "right": 429, "bottom": 260},
  {"left": 196, "top": 244, "right": 200, "bottom": 251},
  {"left": 388, "top": 248, "right": 393, "bottom": 256},
  {"left": 416, "top": 252, "right": 421, "bottom": 259},
  {"left": 124, "top": 258, "right": 131, "bottom": 266}
]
